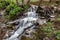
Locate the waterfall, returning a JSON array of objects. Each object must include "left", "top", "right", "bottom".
[{"left": 5, "top": 5, "right": 38, "bottom": 40}]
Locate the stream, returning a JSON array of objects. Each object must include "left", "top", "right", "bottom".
[{"left": 5, "top": 5, "right": 38, "bottom": 40}]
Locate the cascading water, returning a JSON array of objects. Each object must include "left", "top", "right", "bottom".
[{"left": 5, "top": 5, "right": 38, "bottom": 40}]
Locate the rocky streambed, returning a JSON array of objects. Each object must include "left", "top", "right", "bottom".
[{"left": 0, "top": 4, "right": 57, "bottom": 40}]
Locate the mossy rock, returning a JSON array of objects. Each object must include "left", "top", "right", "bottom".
[{"left": 21, "top": 36, "right": 31, "bottom": 40}]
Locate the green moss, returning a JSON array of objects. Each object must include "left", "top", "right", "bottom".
[
  {"left": 7, "top": 24, "right": 13, "bottom": 30},
  {"left": 21, "top": 36, "right": 32, "bottom": 40}
]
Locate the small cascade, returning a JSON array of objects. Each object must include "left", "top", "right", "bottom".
[{"left": 5, "top": 5, "right": 38, "bottom": 40}]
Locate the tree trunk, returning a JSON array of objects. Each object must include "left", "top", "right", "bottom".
[
  {"left": 16, "top": 0, "right": 19, "bottom": 6},
  {"left": 22, "top": 0, "right": 24, "bottom": 7},
  {"left": 39, "top": 0, "right": 43, "bottom": 6},
  {"left": 49, "top": 0, "right": 52, "bottom": 3},
  {"left": 27, "top": 0, "right": 30, "bottom": 6}
]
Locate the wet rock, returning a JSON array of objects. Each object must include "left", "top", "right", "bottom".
[
  {"left": 50, "top": 15, "right": 55, "bottom": 21},
  {"left": 4, "top": 30, "right": 14, "bottom": 39},
  {"left": 37, "top": 19, "right": 47, "bottom": 25},
  {"left": 36, "top": 6, "right": 44, "bottom": 17},
  {"left": 0, "top": 23, "right": 7, "bottom": 28},
  {"left": 43, "top": 37, "right": 50, "bottom": 40}
]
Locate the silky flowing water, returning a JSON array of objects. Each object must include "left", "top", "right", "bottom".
[{"left": 5, "top": 5, "right": 38, "bottom": 40}]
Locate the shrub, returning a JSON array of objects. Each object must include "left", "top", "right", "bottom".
[
  {"left": 9, "top": 7, "right": 23, "bottom": 19},
  {"left": 5, "top": 3, "right": 29, "bottom": 20},
  {"left": 0, "top": 0, "right": 10, "bottom": 10},
  {"left": 54, "top": 30, "right": 60, "bottom": 40},
  {"left": 40, "top": 26, "right": 54, "bottom": 37},
  {"left": 41, "top": 26, "right": 54, "bottom": 33},
  {"left": 5, "top": 3, "right": 17, "bottom": 15},
  {"left": 5, "top": 3, "right": 23, "bottom": 20},
  {"left": 0, "top": 3, "right": 3, "bottom": 9}
]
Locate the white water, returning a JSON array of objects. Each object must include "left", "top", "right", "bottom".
[{"left": 6, "top": 5, "right": 38, "bottom": 40}]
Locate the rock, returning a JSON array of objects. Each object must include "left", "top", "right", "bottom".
[
  {"left": 0, "top": 23, "right": 7, "bottom": 28},
  {"left": 37, "top": 19, "right": 47, "bottom": 25},
  {"left": 4, "top": 30, "right": 14, "bottom": 39},
  {"left": 36, "top": 6, "right": 44, "bottom": 16},
  {"left": 50, "top": 15, "right": 55, "bottom": 21},
  {"left": 0, "top": 28, "right": 7, "bottom": 40},
  {"left": 43, "top": 37, "right": 50, "bottom": 40}
]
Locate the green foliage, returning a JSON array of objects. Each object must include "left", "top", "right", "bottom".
[
  {"left": 5, "top": 3, "right": 17, "bottom": 15},
  {"left": 5, "top": 3, "right": 23, "bottom": 20},
  {"left": 41, "top": 26, "right": 53, "bottom": 33},
  {"left": 0, "top": 3, "right": 3, "bottom": 9},
  {"left": 38, "top": 21, "right": 60, "bottom": 40},
  {"left": 0, "top": 0, "right": 10, "bottom": 10},
  {"left": 56, "top": 15, "right": 60, "bottom": 21},
  {"left": 9, "top": 7, "right": 23, "bottom": 19},
  {"left": 54, "top": 30, "right": 60, "bottom": 40},
  {"left": 41, "top": 26, "right": 54, "bottom": 37},
  {"left": 0, "top": 0, "right": 29, "bottom": 20},
  {"left": 56, "top": 18, "right": 60, "bottom": 21},
  {"left": 7, "top": 24, "right": 13, "bottom": 30},
  {"left": 21, "top": 36, "right": 32, "bottom": 40},
  {"left": 24, "top": 4, "right": 29, "bottom": 10},
  {"left": 5, "top": 0, "right": 17, "bottom": 3}
]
